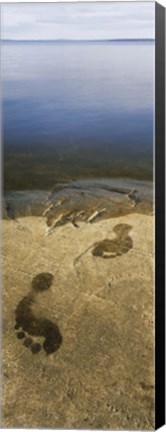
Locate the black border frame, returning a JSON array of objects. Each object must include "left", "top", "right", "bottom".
[{"left": 155, "top": 2, "right": 165, "bottom": 429}]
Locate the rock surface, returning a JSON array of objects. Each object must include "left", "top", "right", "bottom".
[{"left": 2, "top": 213, "right": 154, "bottom": 429}]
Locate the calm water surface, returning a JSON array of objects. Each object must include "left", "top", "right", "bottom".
[{"left": 2, "top": 41, "right": 154, "bottom": 191}]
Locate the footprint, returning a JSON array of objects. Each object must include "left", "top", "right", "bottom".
[
  {"left": 14, "top": 272, "right": 62, "bottom": 355},
  {"left": 92, "top": 223, "right": 133, "bottom": 259}
]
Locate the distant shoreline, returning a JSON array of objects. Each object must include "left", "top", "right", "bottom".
[{"left": 2, "top": 38, "right": 155, "bottom": 43}]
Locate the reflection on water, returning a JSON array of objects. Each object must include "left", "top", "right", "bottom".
[{"left": 2, "top": 40, "right": 154, "bottom": 190}]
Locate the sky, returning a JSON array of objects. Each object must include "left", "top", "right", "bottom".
[{"left": 1, "top": 2, "right": 155, "bottom": 41}]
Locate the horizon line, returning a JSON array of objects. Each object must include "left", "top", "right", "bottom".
[{"left": 2, "top": 38, "right": 155, "bottom": 42}]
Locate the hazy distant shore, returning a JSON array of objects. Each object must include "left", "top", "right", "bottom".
[{"left": 2, "top": 38, "right": 155, "bottom": 43}]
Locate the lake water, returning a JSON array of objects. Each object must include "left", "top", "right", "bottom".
[{"left": 2, "top": 40, "right": 154, "bottom": 192}]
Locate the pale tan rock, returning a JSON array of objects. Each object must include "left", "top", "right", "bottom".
[{"left": 2, "top": 213, "right": 154, "bottom": 429}]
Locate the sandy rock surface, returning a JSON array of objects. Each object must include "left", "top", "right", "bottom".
[{"left": 2, "top": 213, "right": 154, "bottom": 429}]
